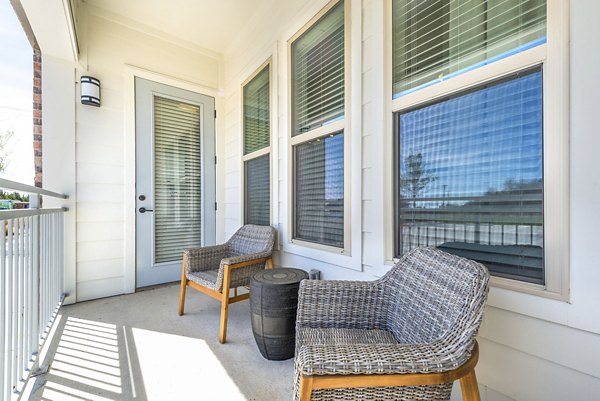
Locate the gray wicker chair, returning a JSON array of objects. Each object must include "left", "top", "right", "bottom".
[
  {"left": 178, "top": 224, "right": 275, "bottom": 343},
  {"left": 294, "top": 247, "right": 489, "bottom": 401}
]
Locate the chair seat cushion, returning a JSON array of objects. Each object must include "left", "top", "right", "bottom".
[
  {"left": 297, "top": 327, "right": 398, "bottom": 349},
  {"left": 294, "top": 328, "right": 453, "bottom": 401},
  {"left": 187, "top": 270, "right": 220, "bottom": 291}
]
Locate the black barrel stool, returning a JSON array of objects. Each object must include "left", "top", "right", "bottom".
[{"left": 250, "top": 268, "right": 308, "bottom": 360}]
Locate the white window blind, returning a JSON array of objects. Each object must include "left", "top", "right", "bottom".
[
  {"left": 294, "top": 132, "right": 344, "bottom": 247},
  {"left": 244, "top": 65, "right": 270, "bottom": 154},
  {"left": 291, "top": 1, "right": 344, "bottom": 136},
  {"left": 153, "top": 96, "right": 202, "bottom": 263},
  {"left": 245, "top": 155, "right": 270, "bottom": 226},
  {"left": 392, "top": 0, "right": 546, "bottom": 97}
]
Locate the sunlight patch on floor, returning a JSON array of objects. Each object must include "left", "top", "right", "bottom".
[{"left": 131, "top": 327, "right": 246, "bottom": 401}]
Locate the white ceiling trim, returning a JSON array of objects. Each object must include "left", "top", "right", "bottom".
[
  {"left": 85, "top": 3, "right": 222, "bottom": 61},
  {"left": 20, "top": 0, "right": 79, "bottom": 62}
]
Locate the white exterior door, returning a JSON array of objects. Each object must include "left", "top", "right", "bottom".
[{"left": 135, "top": 78, "right": 216, "bottom": 288}]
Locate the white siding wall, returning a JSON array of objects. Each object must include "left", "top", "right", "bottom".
[
  {"left": 41, "top": 55, "right": 77, "bottom": 304},
  {"left": 38, "top": 0, "right": 600, "bottom": 399},
  {"left": 220, "top": 0, "right": 600, "bottom": 400},
  {"left": 73, "top": 7, "right": 222, "bottom": 301}
]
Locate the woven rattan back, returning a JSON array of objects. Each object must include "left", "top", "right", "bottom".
[
  {"left": 383, "top": 247, "right": 489, "bottom": 345},
  {"left": 227, "top": 224, "right": 275, "bottom": 256}
]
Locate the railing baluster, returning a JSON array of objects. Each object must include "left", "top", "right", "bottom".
[
  {"left": 26, "top": 216, "right": 33, "bottom": 365},
  {"left": 1, "top": 220, "right": 6, "bottom": 399},
  {"left": 4, "top": 219, "right": 12, "bottom": 401},
  {"left": 9, "top": 219, "right": 17, "bottom": 394},
  {"left": 44, "top": 214, "right": 49, "bottom": 337},
  {"left": 17, "top": 218, "right": 25, "bottom": 383},
  {"left": 31, "top": 214, "right": 39, "bottom": 359},
  {"left": 39, "top": 215, "right": 46, "bottom": 341},
  {"left": 54, "top": 214, "right": 58, "bottom": 309},
  {"left": 60, "top": 214, "right": 64, "bottom": 297},
  {"left": 23, "top": 217, "right": 30, "bottom": 371},
  {"left": 47, "top": 214, "right": 51, "bottom": 333},
  {"left": 22, "top": 217, "right": 28, "bottom": 371}
]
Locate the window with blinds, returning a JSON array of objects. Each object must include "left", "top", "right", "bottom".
[
  {"left": 395, "top": 69, "right": 544, "bottom": 284},
  {"left": 153, "top": 96, "right": 202, "bottom": 264},
  {"left": 291, "top": 0, "right": 344, "bottom": 136},
  {"left": 244, "top": 65, "right": 270, "bottom": 154},
  {"left": 245, "top": 155, "right": 270, "bottom": 226},
  {"left": 294, "top": 132, "right": 344, "bottom": 247},
  {"left": 243, "top": 62, "right": 271, "bottom": 226},
  {"left": 290, "top": 0, "right": 346, "bottom": 249},
  {"left": 392, "top": 0, "right": 547, "bottom": 97}
]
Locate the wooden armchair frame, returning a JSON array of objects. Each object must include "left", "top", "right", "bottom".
[{"left": 178, "top": 256, "right": 273, "bottom": 343}]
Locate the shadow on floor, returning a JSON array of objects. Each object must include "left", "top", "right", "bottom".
[{"left": 27, "top": 283, "right": 294, "bottom": 401}]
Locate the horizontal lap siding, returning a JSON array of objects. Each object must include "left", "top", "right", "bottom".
[
  {"left": 75, "top": 12, "right": 220, "bottom": 300},
  {"left": 219, "top": 1, "right": 600, "bottom": 401}
]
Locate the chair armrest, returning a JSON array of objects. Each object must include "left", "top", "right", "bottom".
[
  {"left": 220, "top": 251, "right": 272, "bottom": 267},
  {"left": 296, "top": 279, "right": 386, "bottom": 330},
  {"left": 218, "top": 251, "right": 272, "bottom": 290},
  {"left": 296, "top": 340, "right": 476, "bottom": 376},
  {"left": 184, "top": 244, "right": 229, "bottom": 273}
]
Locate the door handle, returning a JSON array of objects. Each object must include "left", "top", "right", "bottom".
[{"left": 139, "top": 207, "right": 154, "bottom": 213}]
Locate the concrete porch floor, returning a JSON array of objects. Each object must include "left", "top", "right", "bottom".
[{"left": 26, "top": 283, "right": 295, "bottom": 401}]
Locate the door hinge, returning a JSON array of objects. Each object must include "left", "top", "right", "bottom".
[
  {"left": 215, "top": 156, "right": 217, "bottom": 164},
  {"left": 214, "top": 110, "right": 217, "bottom": 119},
  {"left": 215, "top": 202, "right": 218, "bottom": 211}
]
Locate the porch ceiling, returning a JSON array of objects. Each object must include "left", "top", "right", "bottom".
[{"left": 84, "top": 0, "right": 293, "bottom": 56}]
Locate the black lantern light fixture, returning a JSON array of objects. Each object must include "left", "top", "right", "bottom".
[{"left": 81, "top": 76, "right": 101, "bottom": 107}]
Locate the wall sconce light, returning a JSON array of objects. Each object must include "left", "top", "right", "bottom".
[{"left": 81, "top": 76, "right": 101, "bottom": 107}]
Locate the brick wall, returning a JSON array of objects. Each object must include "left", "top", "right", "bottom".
[{"left": 33, "top": 48, "right": 42, "bottom": 188}]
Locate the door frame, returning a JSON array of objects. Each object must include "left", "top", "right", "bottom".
[{"left": 124, "top": 65, "right": 220, "bottom": 293}]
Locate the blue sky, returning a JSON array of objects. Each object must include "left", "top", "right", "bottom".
[{"left": 0, "top": 1, "right": 34, "bottom": 184}]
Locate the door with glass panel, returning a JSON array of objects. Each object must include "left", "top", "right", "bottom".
[{"left": 135, "top": 78, "right": 215, "bottom": 288}]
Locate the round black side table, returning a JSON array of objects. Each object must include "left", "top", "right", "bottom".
[{"left": 250, "top": 268, "right": 308, "bottom": 360}]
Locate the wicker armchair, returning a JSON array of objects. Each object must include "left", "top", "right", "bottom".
[
  {"left": 178, "top": 224, "right": 275, "bottom": 343},
  {"left": 294, "top": 247, "right": 489, "bottom": 401}
]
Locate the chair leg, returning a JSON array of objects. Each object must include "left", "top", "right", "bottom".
[
  {"left": 459, "top": 368, "right": 481, "bottom": 401},
  {"left": 299, "top": 375, "right": 313, "bottom": 401},
  {"left": 219, "top": 290, "right": 229, "bottom": 344},
  {"left": 178, "top": 259, "right": 188, "bottom": 316},
  {"left": 219, "top": 264, "right": 232, "bottom": 344}
]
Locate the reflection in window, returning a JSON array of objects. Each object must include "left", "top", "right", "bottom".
[
  {"left": 294, "top": 132, "right": 344, "bottom": 247},
  {"left": 396, "top": 69, "right": 544, "bottom": 284}
]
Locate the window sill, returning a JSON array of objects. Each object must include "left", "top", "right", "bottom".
[
  {"left": 281, "top": 239, "right": 360, "bottom": 271},
  {"left": 490, "top": 276, "right": 568, "bottom": 303}
]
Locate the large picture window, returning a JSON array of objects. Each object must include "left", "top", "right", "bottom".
[
  {"left": 395, "top": 69, "right": 544, "bottom": 284},
  {"left": 290, "top": 0, "right": 346, "bottom": 249},
  {"left": 391, "top": 0, "right": 569, "bottom": 296},
  {"left": 243, "top": 63, "right": 271, "bottom": 226}
]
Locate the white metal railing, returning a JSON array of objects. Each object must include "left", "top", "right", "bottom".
[{"left": 0, "top": 179, "right": 67, "bottom": 400}]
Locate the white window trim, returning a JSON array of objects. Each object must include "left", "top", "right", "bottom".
[
  {"left": 286, "top": 0, "right": 355, "bottom": 258},
  {"left": 240, "top": 57, "right": 273, "bottom": 226},
  {"left": 384, "top": 0, "right": 570, "bottom": 301}
]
